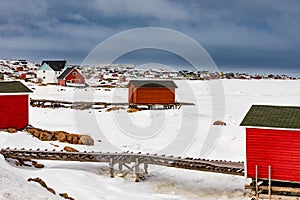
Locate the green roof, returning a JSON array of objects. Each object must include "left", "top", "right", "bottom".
[
  {"left": 0, "top": 81, "right": 32, "bottom": 93},
  {"left": 240, "top": 105, "right": 300, "bottom": 129}
]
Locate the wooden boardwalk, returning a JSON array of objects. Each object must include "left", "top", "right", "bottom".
[
  {"left": 0, "top": 148, "right": 244, "bottom": 182},
  {"left": 30, "top": 99, "right": 195, "bottom": 110}
]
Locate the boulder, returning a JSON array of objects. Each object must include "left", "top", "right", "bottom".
[
  {"left": 39, "top": 131, "right": 52, "bottom": 141},
  {"left": 64, "top": 146, "right": 79, "bottom": 152},
  {"left": 79, "top": 135, "right": 94, "bottom": 145},
  {"left": 56, "top": 132, "right": 67, "bottom": 142},
  {"left": 66, "top": 134, "right": 80, "bottom": 143},
  {"left": 213, "top": 120, "right": 227, "bottom": 126},
  {"left": 25, "top": 128, "right": 41, "bottom": 138}
]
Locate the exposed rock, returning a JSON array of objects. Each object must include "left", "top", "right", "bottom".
[
  {"left": 64, "top": 146, "right": 79, "bottom": 152},
  {"left": 56, "top": 131, "right": 67, "bottom": 142},
  {"left": 79, "top": 135, "right": 94, "bottom": 145},
  {"left": 106, "top": 107, "right": 125, "bottom": 112},
  {"left": 50, "top": 143, "right": 59, "bottom": 147},
  {"left": 28, "top": 177, "right": 56, "bottom": 194},
  {"left": 25, "top": 128, "right": 40, "bottom": 137},
  {"left": 7, "top": 128, "right": 17, "bottom": 133},
  {"left": 59, "top": 193, "right": 75, "bottom": 200},
  {"left": 39, "top": 131, "right": 52, "bottom": 141},
  {"left": 213, "top": 120, "right": 227, "bottom": 126},
  {"left": 32, "top": 161, "right": 44, "bottom": 168},
  {"left": 127, "top": 108, "right": 142, "bottom": 113},
  {"left": 66, "top": 134, "right": 80, "bottom": 144},
  {"left": 47, "top": 188, "right": 56, "bottom": 195}
]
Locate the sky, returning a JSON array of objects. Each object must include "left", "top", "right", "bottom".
[{"left": 0, "top": 0, "right": 300, "bottom": 73}]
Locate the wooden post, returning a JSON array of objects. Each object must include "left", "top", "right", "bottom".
[
  {"left": 144, "top": 163, "right": 148, "bottom": 174},
  {"left": 109, "top": 158, "right": 114, "bottom": 178},
  {"left": 135, "top": 158, "right": 140, "bottom": 182},
  {"left": 268, "top": 165, "right": 271, "bottom": 200},
  {"left": 256, "top": 165, "right": 258, "bottom": 199},
  {"left": 118, "top": 162, "right": 123, "bottom": 172}
]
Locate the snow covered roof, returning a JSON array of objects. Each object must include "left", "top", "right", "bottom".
[
  {"left": 41, "top": 60, "right": 66, "bottom": 71},
  {"left": 240, "top": 105, "right": 300, "bottom": 129},
  {"left": 128, "top": 80, "right": 178, "bottom": 88},
  {"left": 0, "top": 81, "right": 32, "bottom": 93}
]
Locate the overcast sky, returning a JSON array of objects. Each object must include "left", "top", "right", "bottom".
[{"left": 0, "top": 0, "right": 300, "bottom": 72}]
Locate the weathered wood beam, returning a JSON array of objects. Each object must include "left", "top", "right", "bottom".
[
  {"left": 135, "top": 158, "right": 140, "bottom": 182},
  {"left": 109, "top": 158, "right": 114, "bottom": 178}
]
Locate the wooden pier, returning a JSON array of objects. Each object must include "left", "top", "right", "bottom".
[
  {"left": 0, "top": 148, "right": 244, "bottom": 182},
  {"left": 30, "top": 99, "right": 194, "bottom": 110}
]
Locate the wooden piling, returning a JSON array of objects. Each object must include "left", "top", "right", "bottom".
[
  {"left": 144, "top": 163, "right": 148, "bottom": 174},
  {"left": 256, "top": 165, "right": 258, "bottom": 199},
  {"left": 268, "top": 165, "right": 271, "bottom": 200},
  {"left": 135, "top": 158, "right": 140, "bottom": 182},
  {"left": 109, "top": 158, "right": 114, "bottom": 178}
]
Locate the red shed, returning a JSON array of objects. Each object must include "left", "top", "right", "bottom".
[
  {"left": 0, "top": 81, "right": 32, "bottom": 130},
  {"left": 127, "top": 80, "right": 177, "bottom": 104},
  {"left": 57, "top": 67, "right": 85, "bottom": 87},
  {"left": 240, "top": 105, "right": 300, "bottom": 183}
]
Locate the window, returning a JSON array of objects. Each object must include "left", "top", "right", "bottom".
[
  {"left": 43, "top": 70, "right": 45, "bottom": 73},
  {"left": 43, "top": 76, "right": 46, "bottom": 79},
  {"left": 72, "top": 72, "right": 77, "bottom": 76}
]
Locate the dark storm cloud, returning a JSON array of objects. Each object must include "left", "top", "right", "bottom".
[{"left": 0, "top": 0, "right": 299, "bottom": 69}]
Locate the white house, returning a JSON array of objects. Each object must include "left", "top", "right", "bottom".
[{"left": 37, "top": 60, "right": 67, "bottom": 84}]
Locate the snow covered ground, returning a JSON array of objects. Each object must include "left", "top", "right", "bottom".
[{"left": 1, "top": 79, "right": 300, "bottom": 199}]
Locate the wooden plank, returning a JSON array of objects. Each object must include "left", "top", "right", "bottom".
[
  {"left": 259, "top": 194, "right": 300, "bottom": 200},
  {"left": 245, "top": 185, "right": 300, "bottom": 194}
]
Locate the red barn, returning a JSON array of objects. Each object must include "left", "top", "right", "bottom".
[
  {"left": 0, "top": 81, "right": 32, "bottom": 130},
  {"left": 57, "top": 67, "right": 85, "bottom": 87},
  {"left": 240, "top": 105, "right": 300, "bottom": 183},
  {"left": 127, "top": 80, "right": 177, "bottom": 104}
]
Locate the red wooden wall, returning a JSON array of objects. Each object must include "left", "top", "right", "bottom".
[
  {"left": 58, "top": 69, "right": 85, "bottom": 86},
  {"left": 0, "top": 95, "right": 29, "bottom": 130},
  {"left": 128, "top": 84, "right": 175, "bottom": 104},
  {"left": 246, "top": 128, "right": 300, "bottom": 182},
  {"left": 65, "top": 69, "right": 85, "bottom": 84}
]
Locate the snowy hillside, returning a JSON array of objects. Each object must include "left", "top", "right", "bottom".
[{"left": 1, "top": 79, "right": 299, "bottom": 200}]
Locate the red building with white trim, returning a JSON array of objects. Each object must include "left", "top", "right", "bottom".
[
  {"left": 0, "top": 81, "right": 32, "bottom": 130},
  {"left": 57, "top": 67, "right": 85, "bottom": 87},
  {"left": 240, "top": 105, "right": 300, "bottom": 183}
]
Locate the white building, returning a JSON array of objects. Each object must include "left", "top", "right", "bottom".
[{"left": 37, "top": 60, "right": 67, "bottom": 84}]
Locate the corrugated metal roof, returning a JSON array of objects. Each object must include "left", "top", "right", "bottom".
[
  {"left": 240, "top": 105, "right": 300, "bottom": 129},
  {"left": 0, "top": 81, "right": 32, "bottom": 93},
  {"left": 128, "top": 80, "right": 178, "bottom": 88}
]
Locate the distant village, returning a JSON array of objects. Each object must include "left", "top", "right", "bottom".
[{"left": 0, "top": 59, "right": 298, "bottom": 88}]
